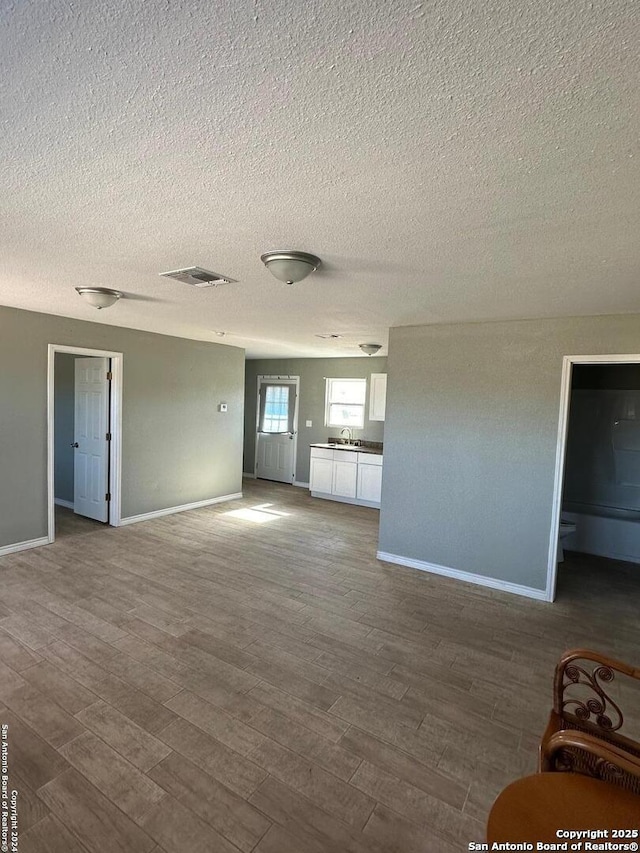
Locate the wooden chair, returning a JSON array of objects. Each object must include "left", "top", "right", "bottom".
[{"left": 539, "top": 648, "right": 640, "bottom": 794}]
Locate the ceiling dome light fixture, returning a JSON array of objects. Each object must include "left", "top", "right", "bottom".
[
  {"left": 75, "top": 287, "right": 123, "bottom": 310},
  {"left": 359, "top": 343, "right": 382, "bottom": 356},
  {"left": 260, "top": 250, "right": 321, "bottom": 285}
]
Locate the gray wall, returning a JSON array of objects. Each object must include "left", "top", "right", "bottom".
[
  {"left": 53, "top": 352, "right": 77, "bottom": 504},
  {"left": 379, "top": 315, "right": 640, "bottom": 593},
  {"left": 0, "top": 306, "right": 245, "bottom": 548},
  {"left": 244, "top": 357, "right": 387, "bottom": 483}
]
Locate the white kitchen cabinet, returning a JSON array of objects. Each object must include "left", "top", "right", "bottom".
[
  {"left": 309, "top": 446, "right": 382, "bottom": 507},
  {"left": 332, "top": 459, "right": 358, "bottom": 498},
  {"left": 357, "top": 461, "right": 383, "bottom": 503},
  {"left": 369, "top": 373, "right": 387, "bottom": 421},
  {"left": 309, "top": 456, "right": 334, "bottom": 494}
]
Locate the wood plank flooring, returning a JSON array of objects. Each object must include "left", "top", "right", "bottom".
[{"left": 1, "top": 480, "right": 639, "bottom": 852}]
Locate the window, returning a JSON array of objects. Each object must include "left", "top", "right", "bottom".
[
  {"left": 259, "top": 383, "right": 295, "bottom": 433},
  {"left": 325, "top": 378, "right": 367, "bottom": 428}
]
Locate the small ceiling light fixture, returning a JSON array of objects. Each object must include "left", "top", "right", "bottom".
[
  {"left": 260, "top": 250, "right": 321, "bottom": 285},
  {"left": 359, "top": 343, "right": 382, "bottom": 356},
  {"left": 75, "top": 287, "right": 123, "bottom": 310}
]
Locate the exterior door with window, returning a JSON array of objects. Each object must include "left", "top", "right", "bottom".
[{"left": 256, "top": 378, "right": 299, "bottom": 483}]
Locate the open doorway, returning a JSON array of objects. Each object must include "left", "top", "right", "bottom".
[
  {"left": 254, "top": 375, "right": 299, "bottom": 484},
  {"left": 47, "top": 344, "right": 123, "bottom": 543},
  {"left": 547, "top": 354, "right": 640, "bottom": 600}
]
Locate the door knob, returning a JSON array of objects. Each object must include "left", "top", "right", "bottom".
[{"left": 70, "top": 442, "right": 79, "bottom": 448}]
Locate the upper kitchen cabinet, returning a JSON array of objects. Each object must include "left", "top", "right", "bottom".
[{"left": 369, "top": 373, "right": 387, "bottom": 421}]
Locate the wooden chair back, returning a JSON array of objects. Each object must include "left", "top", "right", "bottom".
[{"left": 540, "top": 648, "right": 640, "bottom": 794}]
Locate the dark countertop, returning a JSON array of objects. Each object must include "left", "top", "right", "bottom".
[{"left": 310, "top": 442, "right": 383, "bottom": 456}]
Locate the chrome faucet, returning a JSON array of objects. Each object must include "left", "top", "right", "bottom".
[{"left": 340, "top": 428, "right": 353, "bottom": 443}]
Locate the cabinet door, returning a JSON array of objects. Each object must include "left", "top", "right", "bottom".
[
  {"left": 357, "top": 463, "right": 383, "bottom": 503},
  {"left": 310, "top": 457, "right": 334, "bottom": 493},
  {"left": 369, "top": 373, "right": 387, "bottom": 421},
  {"left": 332, "top": 461, "right": 358, "bottom": 498}
]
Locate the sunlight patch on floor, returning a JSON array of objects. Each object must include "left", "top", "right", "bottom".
[{"left": 223, "top": 503, "right": 292, "bottom": 524}]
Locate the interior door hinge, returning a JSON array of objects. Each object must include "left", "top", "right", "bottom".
[
  {"left": 105, "top": 493, "right": 111, "bottom": 502},
  {"left": 106, "top": 432, "right": 112, "bottom": 441},
  {"left": 106, "top": 371, "right": 113, "bottom": 381}
]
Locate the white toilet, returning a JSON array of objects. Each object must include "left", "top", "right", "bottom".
[{"left": 558, "top": 520, "right": 577, "bottom": 562}]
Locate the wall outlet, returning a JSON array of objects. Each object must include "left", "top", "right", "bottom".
[
  {"left": 306, "top": 420, "right": 312, "bottom": 428},
  {"left": 219, "top": 403, "right": 228, "bottom": 412}
]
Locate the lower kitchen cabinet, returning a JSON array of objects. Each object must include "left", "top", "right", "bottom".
[
  {"left": 332, "top": 459, "right": 358, "bottom": 498},
  {"left": 309, "top": 447, "right": 382, "bottom": 507},
  {"left": 309, "top": 455, "right": 334, "bottom": 494},
  {"left": 357, "top": 461, "right": 383, "bottom": 503}
]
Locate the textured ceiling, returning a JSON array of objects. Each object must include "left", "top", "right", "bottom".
[{"left": 1, "top": 0, "right": 638, "bottom": 358}]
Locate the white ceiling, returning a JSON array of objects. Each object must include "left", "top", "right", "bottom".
[{"left": 1, "top": 0, "right": 638, "bottom": 358}]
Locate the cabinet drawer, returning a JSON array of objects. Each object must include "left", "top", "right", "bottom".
[
  {"left": 310, "top": 447, "right": 334, "bottom": 460},
  {"left": 357, "top": 453, "right": 383, "bottom": 466},
  {"left": 333, "top": 450, "right": 358, "bottom": 463}
]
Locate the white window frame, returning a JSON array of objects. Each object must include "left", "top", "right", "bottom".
[{"left": 324, "top": 378, "right": 367, "bottom": 429}]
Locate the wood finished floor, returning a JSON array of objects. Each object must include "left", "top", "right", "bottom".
[{"left": 1, "top": 480, "right": 639, "bottom": 852}]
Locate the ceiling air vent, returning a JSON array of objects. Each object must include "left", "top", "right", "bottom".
[{"left": 159, "top": 266, "right": 237, "bottom": 288}]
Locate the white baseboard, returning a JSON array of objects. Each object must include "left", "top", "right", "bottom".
[
  {"left": 293, "top": 480, "right": 310, "bottom": 489},
  {"left": 376, "top": 551, "right": 550, "bottom": 602},
  {"left": 54, "top": 498, "right": 74, "bottom": 509},
  {"left": 0, "top": 536, "right": 50, "bottom": 558},
  {"left": 119, "top": 492, "right": 243, "bottom": 527}
]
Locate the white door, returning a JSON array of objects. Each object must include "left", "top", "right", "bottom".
[
  {"left": 256, "top": 378, "right": 299, "bottom": 483},
  {"left": 74, "top": 357, "right": 110, "bottom": 522}
]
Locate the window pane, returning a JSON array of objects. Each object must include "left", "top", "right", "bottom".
[
  {"left": 262, "top": 385, "right": 290, "bottom": 433},
  {"left": 325, "top": 378, "right": 367, "bottom": 428},
  {"left": 328, "top": 403, "right": 365, "bottom": 428},
  {"left": 328, "top": 379, "right": 366, "bottom": 405}
]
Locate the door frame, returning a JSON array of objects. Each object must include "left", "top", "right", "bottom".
[
  {"left": 547, "top": 352, "right": 640, "bottom": 602},
  {"left": 254, "top": 375, "right": 300, "bottom": 483},
  {"left": 47, "top": 344, "right": 124, "bottom": 542}
]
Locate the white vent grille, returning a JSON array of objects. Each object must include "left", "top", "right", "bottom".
[{"left": 159, "top": 266, "right": 237, "bottom": 288}]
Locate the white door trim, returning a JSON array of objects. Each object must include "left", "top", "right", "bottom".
[
  {"left": 254, "top": 375, "right": 300, "bottom": 482},
  {"left": 547, "top": 353, "right": 640, "bottom": 602},
  {"left": 47, "top": 344, "right": 124, "bottom": 543}
]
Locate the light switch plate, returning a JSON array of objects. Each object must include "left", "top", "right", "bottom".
[
  {"left": 219, "top": 403, "right": 228, "bottom": 412},
  {"left": 306, "top": 420, "right": 312, "bottom": 427}
]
